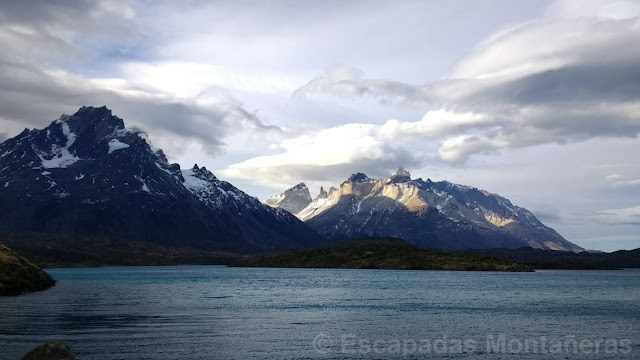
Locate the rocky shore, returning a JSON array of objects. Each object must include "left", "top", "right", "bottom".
[{"left": 0, "top": 243, "right": 56, "bottom": 296}]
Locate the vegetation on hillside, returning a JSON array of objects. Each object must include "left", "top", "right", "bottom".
[
  {"left": 457, "top": 247, "right": 640, "bottom": 270},
  {"left": 247, "top": 237, "right": 532, "bottom": 272}
]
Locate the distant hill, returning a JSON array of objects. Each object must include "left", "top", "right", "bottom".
[
  {"left": 457, "top": 247, "right": 640, "bottom": 270},
  {"left": 0, "top": 243, "right": 55, "bottom": 296},
  {"left": 246, "top": 237, "right": 532, "bottom": 272},
  {"left": 267, "top": 167, "right": 583, "bottom": 252}
]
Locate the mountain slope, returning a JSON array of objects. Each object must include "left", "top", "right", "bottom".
[
  {"left": 285, "top": 167, "right": 582, "bottom": 251},
  {"left": 264, "top": 182, "right": 312, "bottom": 214},
  {"left": 0, "top": 106, "right": 323, "bottom": 254}
]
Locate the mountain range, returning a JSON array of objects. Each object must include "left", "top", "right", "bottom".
[
  {"left": 0, "top": 106, "right": 322, "bottom": 258},
  {"left": 265, "top": 167, "right": 583, "bottom": 251},
  {"left": 0, "top": 106, "right": 583, "bottom": 266}
]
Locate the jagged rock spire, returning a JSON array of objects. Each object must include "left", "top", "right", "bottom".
[
  {"left": 395, "top": 166, "right": 410, "bottom": 178},
  {"left": 388, "top": 166, "right": 411, "bottom": 184}
]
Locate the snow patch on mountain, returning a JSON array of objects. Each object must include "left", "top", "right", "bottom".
[
  {"left": 135, "top": 175, "right": 151, "bottom": 193},
  {"left": 182, "top": 169, "right": 209, "bottom": 191},
  {"left": 39, "top": 122, "right": 80, "bottom": 169},
  {"left": 108, "top": 139, "right": 130, "bottom": 154},
  {"left": 297, "top": 196, "right": 337, "bottom": 221}
]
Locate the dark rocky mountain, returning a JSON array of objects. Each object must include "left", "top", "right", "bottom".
[
  {"left": 272, "top": 167, "right": 583, "bottom": 251},
  {"left": 0, "top": 106, "right": 323, "bottom": 256},
  {"left": 264, "top": 182, "right": 312, "bottom": 214}
]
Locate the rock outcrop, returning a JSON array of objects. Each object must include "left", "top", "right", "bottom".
[
  {"left": 21, "top": 340, "right": 76, "bottom": 360},
  {"left": 0, "top": 243, "right": 55, "bottom": 296}
]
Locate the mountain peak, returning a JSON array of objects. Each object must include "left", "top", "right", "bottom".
[
  {"left": 64, "top": 106, "right": 124, "bottom": 139},
  {"left": 388, "top": 166, "right": 411, "bottom": 184},
  {"left": 395, "top": 166, "right": 410, "bottom": 177},
  {"left": 0, "top": 106, "right": 323, "bottom": 254},
  {"left": 345, "top": 172, "right": 370, "bottom": 183},
  {"left": 292, "top": 182, "right": 307, "bottom": 190},
  {"left": 264, "top": 182, "right": 312, "bottom": 214}
]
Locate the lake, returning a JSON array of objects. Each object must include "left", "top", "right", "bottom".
[{"left": 1, "top": 267, "right": 639, "bottom": 359}]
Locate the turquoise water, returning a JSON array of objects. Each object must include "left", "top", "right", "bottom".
[{"left": 0, "top": 267, "right": 639, "bottom": 359}]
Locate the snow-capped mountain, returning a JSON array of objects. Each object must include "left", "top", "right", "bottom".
[
  {"left": 274, "top": 167, "right": 582, "bottom": 251},
  {"left": 264, "top": 182, "right": 312, "bottom": 214},
  {"left": 0, "top": 106, "right": 323, "bottom": 252}
]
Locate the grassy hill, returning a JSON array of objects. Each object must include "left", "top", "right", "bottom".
[
  {"left": 0, "top": 243, "right": 56, "bottom": 296},
  {"left": 247, "top": 237, "right": 532, "bottom": 272}
]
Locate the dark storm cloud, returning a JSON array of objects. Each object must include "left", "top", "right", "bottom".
[{"left": 0, "top": 0, "right": 137, "bottom": 40}]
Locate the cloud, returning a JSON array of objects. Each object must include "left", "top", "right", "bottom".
[
  {"left": 595, "top": 206, "right": 640, "bottom": 225},
  {"left": 605, "top": 173, "right": 640, "bottom": 187},
  {"left": 430, "top": 14, "right": 640, "bottom": 162},
  {"left": 287, "top": 11, "right": 640, "bottom": 164},
  {"left": 0, "top": 62, "right": 281, "bottom": 155},
  {"left": 546, "top": 0, "right": 640, "bottom": 19},
  {"left": 0, "top": 0, "right": 139, "bottom": 65},
  {"left": 0, "top": 1, "right": 281, "bottom": 158},
  {"left": 292, "top": 65, "right": 428, "bottom": 105},
  {"left": 219, "top": 122, "right": 422, "bottom": 189}
]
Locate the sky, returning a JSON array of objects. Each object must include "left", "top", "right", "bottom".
[{"left": 0, "top": 0, "right": 639, "bottom": 251}]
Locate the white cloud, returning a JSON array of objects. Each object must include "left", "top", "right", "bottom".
[
  {"left": 220, "top": 122, "right": 422, "bottom": 189},
  {"left": 605, "top": 173, "right": 640, "bottom": 187},
  {"left": 287, "top": 11, "right": 640, "bottom": 164},
  {"left": 292, "top": 65, "right": 428, "bottom": 105},
  {"left": 121, "top": 61, "right": 301, "bottom": 97},
  {"left": 595, "top": 206, "right": 640, "bottom": 225},
  {"left": 546, "top": 0, "right": 640, "bottom": 19}
]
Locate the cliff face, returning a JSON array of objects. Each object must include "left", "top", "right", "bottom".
[{"left": 0, "top": 243, "right": 55, "bottom": 296}]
